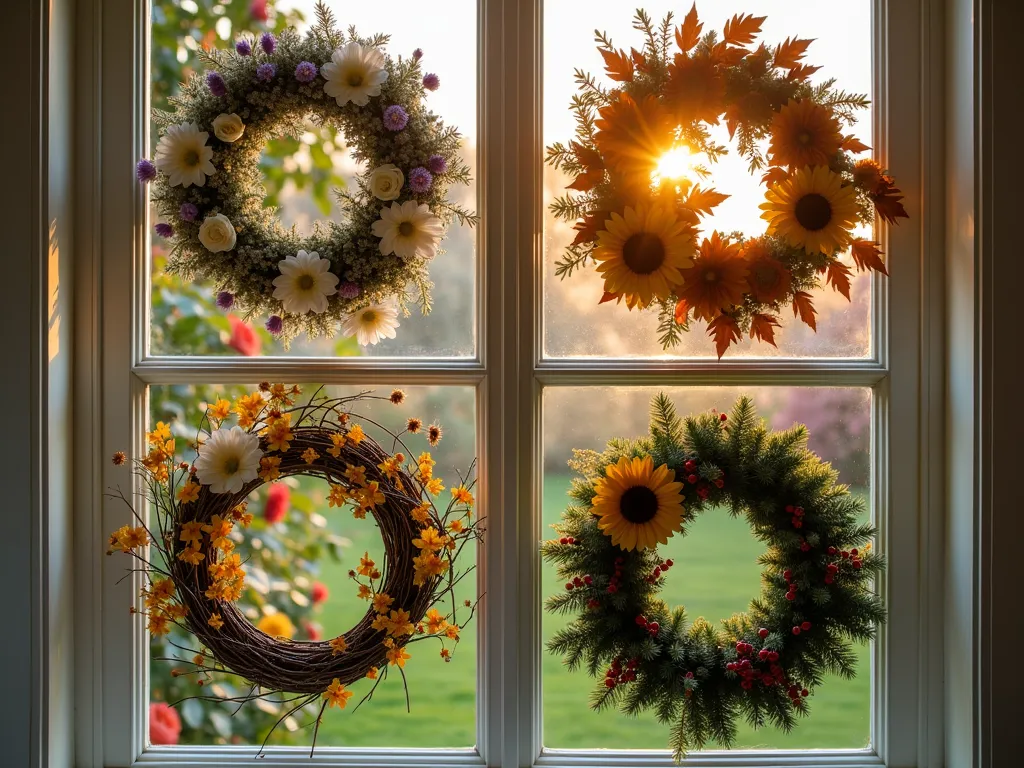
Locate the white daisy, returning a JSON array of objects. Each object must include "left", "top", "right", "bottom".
[
  {"left": 342, "top": 303, "right": 400, "bottom": 346},
  {"left": 370, "top": 201, "right": 444, "bottom": 261},
  {"left": 271, "top": 250, "right": 340, "bottom": 315},
  {"left": 193, "top": 427, "right": 262, "bottom": 494},
  {"left": 154, "top": 122, "right": 216, "bottom": 188},
  {"left": 321, "top": 42, "right": 389, "bottom": 107}
]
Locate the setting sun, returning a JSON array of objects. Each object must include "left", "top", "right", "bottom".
[{"left": 653, "top": 146, "right": 695, "bottom": 183}]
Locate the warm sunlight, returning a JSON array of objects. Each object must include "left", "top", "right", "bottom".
[{"left": 652, "top": 145, "right": 695, "bottom": 184}]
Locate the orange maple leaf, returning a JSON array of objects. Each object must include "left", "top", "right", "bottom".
[
  {"left": 761, "top": 166, "right": 790, "bottom": 188},
  {"left": 722, "top": 13, "right": 765, "bottom": 47},
  {"left": 850, "top": 239, "right": 889, "bottom": 276},
  {"left": 570, "top": 210, "right": 609, "bottom": 247},
  {"left": 682, "top": 185, "right": 730, "bottom": 217},
  {"left": 630, "top": 48, "right": 649, "bottom": 74},
  {"left": 569, "top": 141, "right": 603, "bottom": 171},
  {"left": 707, "top": 315, "right": 742, "bottom": 359},
  {"left": 674, "top": 298, "right": 690, "bottom": 326},
  {"left": 773, "top": 37, "right": 814, "bottom": 70},
  {"left": 787, "top": 63, "right": 822, "bottom": 81},
  {"left": 566, "top": 169, "right": 604, "bottom": 192},
  {"left": 873, "top": 189, "right": 910, "bottom": 224},
  {"left": 791, "top": 291, "right": 818, "bottom": 331},
  {"left": 749, "top": 314, "right": 781, "bottom": 347},
  {"left": 675, "top": 3, "right": 703, "bottom": 53},
  {"left": 825, "top": 261, "right": 853, "bottom": 300},
  {"left": 599, "top": 48, "right": 634, "bottom": 82},
  {"left": 841, "top": 135, "right": 872, "bottom": 154}
]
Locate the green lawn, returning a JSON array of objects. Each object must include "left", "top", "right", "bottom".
[{"left": 278, "top": 474, "right": 871, "bottom": 751}]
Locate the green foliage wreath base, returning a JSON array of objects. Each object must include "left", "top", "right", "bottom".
[
  {"left": 542, "top": 396, "right": 885, "bottom": 759},
  {"left": 152, "top": 4, "right": 476, "bottom": 343}
]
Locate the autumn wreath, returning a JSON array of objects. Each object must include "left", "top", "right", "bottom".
[
  {"left": 107, "top": 385, "right": 481, "bottom": 749},
  {"left": 546, "top": 6, "right": 908, "bottom": 356},
  {"left": 137, "top": 3, "right": 477, "bottom": 346},
  {"left": 542, "top": 395, "right": 885, "bottom": 758}
]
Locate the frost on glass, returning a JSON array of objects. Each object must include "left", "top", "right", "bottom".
[
  {"left": 147, "top": 384, "right": 476, "bottom": 747},
  {"left": 543, "top": 0, "right": 873, "bottom": 358},
  {"left": 148, "top": 0, "right": 477, "bottom": 358},
  {"left": 542, "top": 386, "right": 872, "bottom": 749}
]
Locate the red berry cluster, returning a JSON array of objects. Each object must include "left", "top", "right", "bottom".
[
  {"left": 791, "top": 620, "right": 812, "bottom": 636},
  {"left": 683, "top": 458, "right": 724, "bottom": 501},
  {"left": 645, "top": 557, "right": 674, "bottom": 584},
  {"left": 823, "top": 546, "right": 864, "bottom": 584},
  {"left": 635, "top": 614, "right": 660, "bottom": 637},
  {"left": 564, "top": 573, "right": 593, "bottom": 591},
  {"left": 785, "top": 504, "right": 805, "bottom": 529},
  {"left": 606, "top": 555, "right": 625, "bottom": 593},
  {"left": 726, "top": 631, "right": 808, "bottom": 701},
  {"left": 783, "top": 569, "right": 798, "bottom": 601},
  {"left": 604, "top": 656, "right": 638, "bottom": 688},
  {"left": 558, "top": 536, "right": 576, "bottom": 545}
]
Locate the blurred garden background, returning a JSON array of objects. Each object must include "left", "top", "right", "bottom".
[{"left": 147, "top": 0, "right": 875, "bottom": 753}]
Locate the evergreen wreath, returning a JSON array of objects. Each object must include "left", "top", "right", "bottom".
[
  {"left": 137, "top": 3, "right": 477, "bottom": 346},
  {"left": 546, "top": 6, "right": 909, "bottom": 356},
  {"left": 542, "top": 395, "right": 885, "bottom": 759},
  {"left": 106, "top": 385, "right": 481, "bottom": 751}
]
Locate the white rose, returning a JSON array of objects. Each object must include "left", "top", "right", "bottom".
[
  {"left": 212, "top": 113, "right": 245, "bottom": 143},
  {"left": 198, "top": 214, "right": 237, "bottom": 253},
  {"left": 368, "top": 164, "right": 405, "bottom": 201}
]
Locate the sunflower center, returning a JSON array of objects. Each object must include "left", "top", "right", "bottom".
[
  {"left": 297, "top": 274, "right": 315, "bottom": 291},
  {"left": 751, "top": 263, "right": 776, "bottom": 286},
  {"left": 347, "top": 72, "right": 364, "bottom": 87},
  {"left": 619, "top": 485, "right": 660, "bottom": 524},
  {"left": 703, "top": 269, "right": 718, "bottom": 283},
  {"left": 621, "top": 233, "right": 666, "bottom": 275},
  {"left": 183, "top": 149, "right": 200, "bottom": 167},
  {"left": 796, "top": 130, "right": 813, "bottom": 146},
  {"left": 398, "top": 221, "right": 415, "bottom": 237},
  {"left": 223, "top": 457, "right": 240, "bottom": 475},
  {"left": 794, "top": 193, "right": 832, "bottom": 231}
]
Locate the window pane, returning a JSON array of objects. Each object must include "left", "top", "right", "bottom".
[
  {"left": 147, "top": 383, "right": 477, "bottom": 747},
  {"left": 542, "top": 386, "right": 872, "bottom": 749},
  {"left": 149, "top": 0, "right": 477, "bottom": 358},
  {"left": 543, "top": 1, "right": 873, "bottom": 358}
]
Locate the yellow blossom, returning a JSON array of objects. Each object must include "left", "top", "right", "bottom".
[
  {"left": 386, "top": 608, "right": 414, "bottom": 637},
  {"left": 176, "top": 480, "right": 201, "bottom": 505},
  {"left": 357, "top": 584, "right": 372, "bottom": 600},
  {"left": 268, "top": 383, "right": 296, "bottom": 406},
  {"left": 347, "top": 424, "right": 366, "bottom": 445},
  {"left": 259, "top": 456, "right": 282, "bottom": 481},
  {"left": 412, "top": 527, "right": 446, "bottom": 552},
  {"left": 148, "top": 614, "right": 170, "bottom": 636},
  {"left": 451, "top": 485, "right": 475, "bottom": 507},
  {"left": 425, "top": 608, "right": 446, "bottom": 634},
  {"left": 234, "top": 392, "right": 265, "bottom": 427},
  {"left": 378, "top": 456, "right": 402, "bottom": 480},
  {"left": 179, "top": 520, "right": 204, "bottom": 544},
  {"left": 208, "top": 399, "right": 231, "bottom": 422},
  {"left": 372, "top": 592, "right": 394, "bottom": 614},
  {"left": 410, "top": 502, "right": 432, "bottom": 524},
  {"left": 425, "top": 478, "right": 445, "bottom": 496},
  {"left": 230, "top": 502, "right": 253, "bottom": 526},
  {"left": 207, "top": 612, "right": 224, "bottom": 630},
  {"left": 445, "top": 623, "right": 460, "bottom": 640},
  {"left": 147, "top": 421, "right": 172, "bottom": 445},
  {"left": 330, "top": 636, "right": 348, "bottom": 655},
  {"left": 323, "top": 679, "right": 353, "bottom": 709},
  {"left": 344, "top": 464, "right": 368, "bottom": 487},
  {"left": 328, "top": 485, "right": 348, "bottom": 508},
  {"left": 356, "top": 481, "right": 385, "bottom": 510},
  {"left": 448, "top": 519, "right": 465, "bottom": 534},
  {"left": 413, "top": 550, "right": 449, "bottom": 586},
  {"left": 301, "top": 447, "right": 319, "bottom": 464},
  {"left": 265, "top": 414, "right": 294, "bottom": 452},
  {"left": 371, "top": 613, "right": 390, "bottom": 632},
  {"left": 440, "top": 648, "right": 451, "bottom": 661},
  {"left": 151, "top": 578, "right": 175, "bottom": 600},
  {"left": 357, "top": 552, "right": 375, "bottom": 577},
  {"left": 192, "top": 653, "right": 204, "bottom": 667},
  {"left": 327, "top": 433, "right": 346, "bottom": 458},
  {"left": 386, "top": 646, "right": 410, "bottom": 668},
  {"left": 177, "top": 544, "right": 205, "bottom": 565},
  {"left": 202, "top": 515, "right": 234, "bottom": 550},
  {"left": 366, "top": 666, "right": 379, "bottom": 679}
]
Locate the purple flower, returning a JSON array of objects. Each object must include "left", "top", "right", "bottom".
[
  {"left": 256, "top": 63, "right": 276, "bottom": 82},
  {"left": 235, "top": 39, "right": 252, "bottom": 56},
  {"left": 260, "top": 32, "right": 276, "bottom": 55},
  {"left": 294, "top": 61, "right": 317, "bottom": 83},
  {"left": 154, "top": 222, "right": 174, "bottom": 238},
  {"left": 422, "top": 73, "right": 440, "bottom": 91},
  {"left": 382, "top": 105, "right": 409, "bottom": 132},
  {"left": 266, "top": 315, "right": 283, "bottom": 335},
  {"left": 338, "top": 282, "right": 361, "bottom": 299},
  {"left": 427, "top": 154, "right": 447, "bottom": 175},
  {"left": 206, "top": 71, "right": 227, "bottom": 97},
  {"left": 136, "top": 159, "right": 157, "bottom": 182},
  {"left": 216, "top": 291, "right": 235, "bottom": 310},
  {"left": 408, "top": 167, "right": 433, "bottom": 194},
  {"left": 412, "top": 48, "right": 423, "bottom": 61},
  {"left": 179, "top": 202, "right": 199, "bottom": 222}
]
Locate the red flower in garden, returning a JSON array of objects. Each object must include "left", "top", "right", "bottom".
[
  {"left": 228, "top": 315, "right": 261, "bottom": 357},
  {"left": 304, "top": 621, "right": 322, "bottom": 641},
  {"left": 311, "top": 581, "right": 329, "bottom": 604},
  {"left": 249, "top": 0, "right": 269, "bottom": 23},
  {"left": 149, "top": 702, "right": 181, "bottom": 745},
  {"left": 264, "top": 483, "right": 290, "bottom": 524}
]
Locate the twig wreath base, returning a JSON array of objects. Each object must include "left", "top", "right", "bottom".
[
  {"left": 542, "top": 396, "right": 885, "bottom": 759},
  {"left": 107, "top": 386, "right": 480, "bottom": 749},
  {"left": 141, "top": 3, "right": 477, "bottom": 345}
]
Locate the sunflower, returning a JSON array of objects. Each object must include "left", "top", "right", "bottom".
[
  {"left": 593, "top": 205, "right": 696, "bottom": 309},
  {"left": 592, "top": 456, "right": 685, "bottom": 551},
  {"left": 593, "top": 94, "right": 675, "bottom": 187},
  {"left": 768, "top": 100, "right": 842, "bottom": 169},
  {"left": 677, "top": 232, "right": 749, "bottom": 321},
  {"left": 742, "top": 239, "right": 792, "bottom": 303},
  {"left": 760, "top": 166, "right": 860, "bottom": 255}
]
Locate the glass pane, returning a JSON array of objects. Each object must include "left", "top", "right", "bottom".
[
  {"left": 542, "top": 386, "right": 872, "bottom": 749},
  {"left": 149, "top": 0, "right": 477, "bottom": 358},
  {"left": 543, "top": 1, "right": 873, "bottom": 358},
  {"left": 146, "top": 384, "right": 477, "bottom": 747}
]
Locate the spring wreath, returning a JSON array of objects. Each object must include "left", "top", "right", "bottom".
[
  {"left": 546, "top": 6, "right": 909, "bottom": 356},
  {"left": 107, "top": 385, "right": 481, "bottom": 749},
  {"left": 542, "top": 395, "right": 885, "bottom": 759},
  {"left": 137, "top": 3, "right": 477, "bottom": 346}
]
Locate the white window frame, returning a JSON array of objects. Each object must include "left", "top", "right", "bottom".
[{"left": 67, "top": 1, "right": 946, "bottom": 766}]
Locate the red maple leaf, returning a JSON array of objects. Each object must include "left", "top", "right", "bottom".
[
  {"left": 850, "top": 239, "right": 889, "bottom": 275},
  {"left": 773, "top": 37, "right": 813, "bottom": 70},
  {"left": 707, "top": 315, "right": 742, "bottom": 359},
  {"left": 674, "top": 298, "right": 690, "bottom": 325},
  {"left": 682, "top": 185, "right": 730, "bottom": 217},
  {"left": 841, "top": 135, "right": 872, "bottom": 154},
  {"left": 825, "top": 261, "right": 853, "bottom": 300},
  {"left": 675, "top": 4, "right": 703, "bottom": 53},
  {"left": 722, "top": 13, "right": 765, "bottom": 47},
  {"left": 749, "top": 314, "right": 781, "bottom": 347},
  {"left": 599, "top": 48, "right": 634, "bottom": 82},
  {"left": 791, "top": 291, "right": 818, "bottom": 331}
]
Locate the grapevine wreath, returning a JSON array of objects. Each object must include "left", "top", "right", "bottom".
[
  {"left": 542, "top": 395, "right": 885, "bottom": 759},
  {"left": 546, "top": 6, "right": 909, "bottom": 356},
  {"left": 107, "top": 385, "right": 481, "bottom": 749},
  {"left": 137, "top": 3, "right": 477, "bottom": 346}
]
